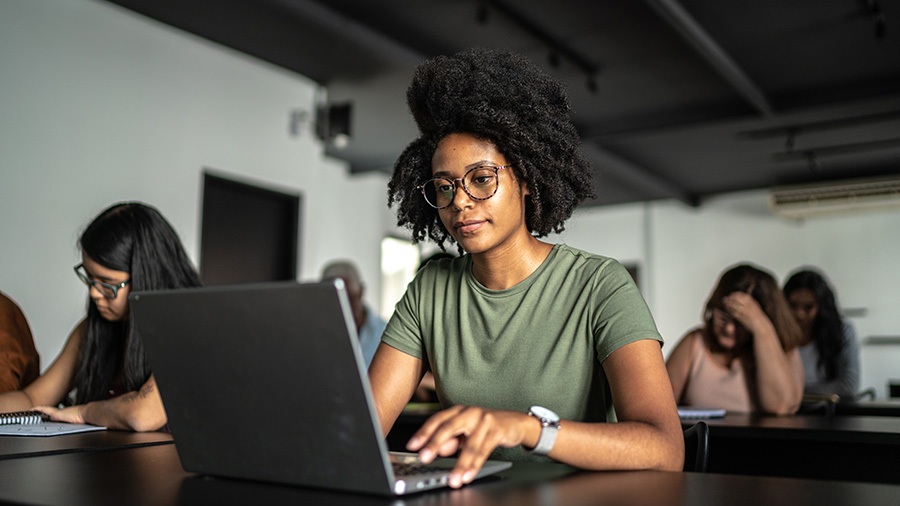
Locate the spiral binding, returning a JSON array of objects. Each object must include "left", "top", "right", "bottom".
[{"left": 0, "top": 410, "right": 47, "bottom": 425}]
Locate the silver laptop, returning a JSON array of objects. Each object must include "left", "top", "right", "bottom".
[{"left": 129, "top": 280, "right": 510, "bottom": 496}]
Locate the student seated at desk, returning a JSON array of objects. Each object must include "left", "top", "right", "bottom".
[
  {"left": 321, "top": 260, "right": 386, "bottom": 369},
  {"left": 369, "top": 48, "right": 684, "bottom": 490},
  {"left": 0, "top": 202, "right": 201, "bottom": 431},
  {"left": 0, "top": 291, "right": 41, "bottom": 392},
  {"left": 783, "top": 268, "right": 860, "bottom": 399},
  {"left": 666, "top": 264, "right": 804, "bottom": 415}
]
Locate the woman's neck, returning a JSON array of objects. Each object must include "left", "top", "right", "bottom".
[
  {"left": 470, "top": 235, "right": 554, "bottom": 290},
  {"left": 800, "top": 327, "right": 814, "bottom": 346}
]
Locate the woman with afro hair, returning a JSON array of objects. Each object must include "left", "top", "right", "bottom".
[{"left": 369, "top": 48, "right": 683, "bottom": 487}]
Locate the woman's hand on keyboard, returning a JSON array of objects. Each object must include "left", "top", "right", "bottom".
[{"left": 405, "top": 405, "right": 538, "bottom": 488}]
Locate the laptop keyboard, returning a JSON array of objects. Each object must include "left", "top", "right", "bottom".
[{"left": 392, "top": 460, "right": 446, "bottom": 477}]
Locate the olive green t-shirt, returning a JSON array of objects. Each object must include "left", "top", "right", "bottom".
[{"left": 381, "top": 244, "right": 663, "bottom": 461}]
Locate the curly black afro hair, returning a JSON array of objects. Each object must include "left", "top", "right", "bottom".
[{"left": 387, "top": 47, "right": 596, "bottom": 250}]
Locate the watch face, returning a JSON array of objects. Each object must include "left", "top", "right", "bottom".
[{"left": 530, "top": 405, "right": 559, "bottom": 423}]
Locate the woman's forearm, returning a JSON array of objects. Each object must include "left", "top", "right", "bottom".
[
  {"left": 0, "top": 390, "right": 35, "bottom": 412},
  {"left": 752, "top": 325, "right": 802, "bottom": 414},
  {"left": 551, "top": 419, "right": 684, "bottom": 471},
  {"left": 79, "top": 394, "right": 166, "bottom": 431},
  {"left": 77, "top": 377, "right": 167, "bottom": 431}
]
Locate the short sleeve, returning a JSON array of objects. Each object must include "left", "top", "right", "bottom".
[
  {"left": 381, "top": 271, "right": 427, "bottom": 360},
  {"left": 590, "top": 259, "right": 663, "bottom": 363}
]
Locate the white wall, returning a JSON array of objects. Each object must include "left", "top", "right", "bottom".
[
  {"left": 0, "top": 0, "right": 392, "bottom": 367},
  {"left": 557, "top": 191, "right": 900, "bottom": 397}
]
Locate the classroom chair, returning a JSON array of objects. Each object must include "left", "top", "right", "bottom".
[{"left": 683, "top": 421, "right": 709, "bottom": 473}]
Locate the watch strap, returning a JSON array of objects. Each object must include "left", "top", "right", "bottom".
[{"left": 527, "top": 407, "right": 559, "bottom": 456}]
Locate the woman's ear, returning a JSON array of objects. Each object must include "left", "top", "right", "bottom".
[
  {"left": 517, "top": 176, "right": 531, "bottom": 197},
  {"left": 509, "top": 167, "right": 530, "bottom": 197}
]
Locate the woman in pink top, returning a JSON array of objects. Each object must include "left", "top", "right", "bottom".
[{"left": 666, "top": 264, "right": 804, "bottom": 415}]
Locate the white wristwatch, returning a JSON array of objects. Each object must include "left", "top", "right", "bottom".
[{"left": 526, "top": 405, "right": 560, "bottom": 456}]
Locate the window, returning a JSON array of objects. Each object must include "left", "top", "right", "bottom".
[{"left": 379, "top": 237, "right": 420, "bottom": 319}]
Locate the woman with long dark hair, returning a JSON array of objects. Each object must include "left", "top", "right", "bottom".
[
  {"left": 0, "top": 202, "right": 201, "bottom": 431},
  {"left": 783, "top": 268, "right": 859, "bottom": 398},
  {"left": 666, "top": 264, "right": 805, "bottom": 415}
]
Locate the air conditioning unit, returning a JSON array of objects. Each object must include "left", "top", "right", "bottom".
[{"left": 768, "top": 175, "right": 900, "bottom": 219}]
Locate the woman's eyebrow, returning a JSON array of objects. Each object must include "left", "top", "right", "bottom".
[
  {"left": 84, "top": 269, "right": 122, "bottom": 283},
  {"left": 432, "top": 160, "right": 497, "bottom": 176},
  {"left": 465, "top": 160, "right": 496, "bottom": 169}
]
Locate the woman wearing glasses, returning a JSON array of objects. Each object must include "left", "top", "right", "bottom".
[
  {"left": 369, "top": 48, "right": 684, "bottom": 488},
  {"left": 0, "top": 202, "right": 201, "bottom": 431},
  {"left": 666, "top": 264, "right": 804, "bottom": 415}
]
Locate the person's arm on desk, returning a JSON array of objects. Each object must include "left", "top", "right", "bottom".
[
  {"left": 370, "top": 340, "right": 684, "bottom": 489},
  {"left": 0, "top": 321, "right": 85, "bottom": 413},
  {"left": 33, "top": 375, "right": 166, "bottom": 431},
  {"left": 726, "top": 292, "right": 803, "bottom": 415},
  {"left": 1, "top": 321, "right": 166, "bottom": 431}
]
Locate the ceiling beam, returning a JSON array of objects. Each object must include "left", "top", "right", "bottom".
[
  {"left": 482, "top": 0, "right": 600, "bottom": 89},
  {"left": 740, "top": 109, "right": 900, "bottom": 139},
  {"left": 645, "top": 0, "right": 775, "bottom": 117},
  {"left": 771, "top": 137, "right": 900, "bottom": 162},
  {"left": 267, "top": 0, "right": 425, "bottom": 69},
  {"left": 581, "top": 143, "right": 699, "bottom": 206}
]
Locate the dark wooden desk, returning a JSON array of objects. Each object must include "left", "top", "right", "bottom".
[
  {"left": 834, "top": 400, "right": 900, "bottom": 417},
  {"left": 1, "top": 443, "right": 899, "bottom": 505},
  {"left": 800, "top": 399, "right": 900, "bottom": 417},
  {"left": 685, "top": 413, "right": 900, "bottom": 484},
  {"left": 0, "top": 430, "right": 173, "bottom": 460}
]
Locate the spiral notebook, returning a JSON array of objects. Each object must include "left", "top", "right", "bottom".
[
  {"left": 677, "top": 406, "right": 726, "bottom": 419},
  {"left": 0, "top": 410, "right": 106, "bottom": 436},
  {"left": 129, "top": 280, "right": 511, "bottom": 496}
]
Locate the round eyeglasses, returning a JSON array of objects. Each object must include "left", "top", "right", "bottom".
[
  {"left": 417, "top": 165, "right": 510, "bottom": 209},
  {"left": 74, "top": 263, "right": 130, "bottom": 299}
]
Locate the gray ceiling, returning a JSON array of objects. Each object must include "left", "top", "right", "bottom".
[{"left": 105, "top": 0, "right": 900, "bottom": 207}]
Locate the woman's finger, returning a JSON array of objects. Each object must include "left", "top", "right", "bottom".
[
  {"left": 450, "top": 419, "right": 494, "bottom": 487},
  {"left": 406, "top": 405, "right": 463, "bottom": 451},
  {"left": 413, "top": 407, "right": 480, "bottom": 462}
]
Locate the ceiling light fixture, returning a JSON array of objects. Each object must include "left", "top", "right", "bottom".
[
  {"left": 805, "top": 152, "right": 820, "bottom": 174},
  {"left": 784, "top": 127, "right": 798, "bottom": 151}
]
